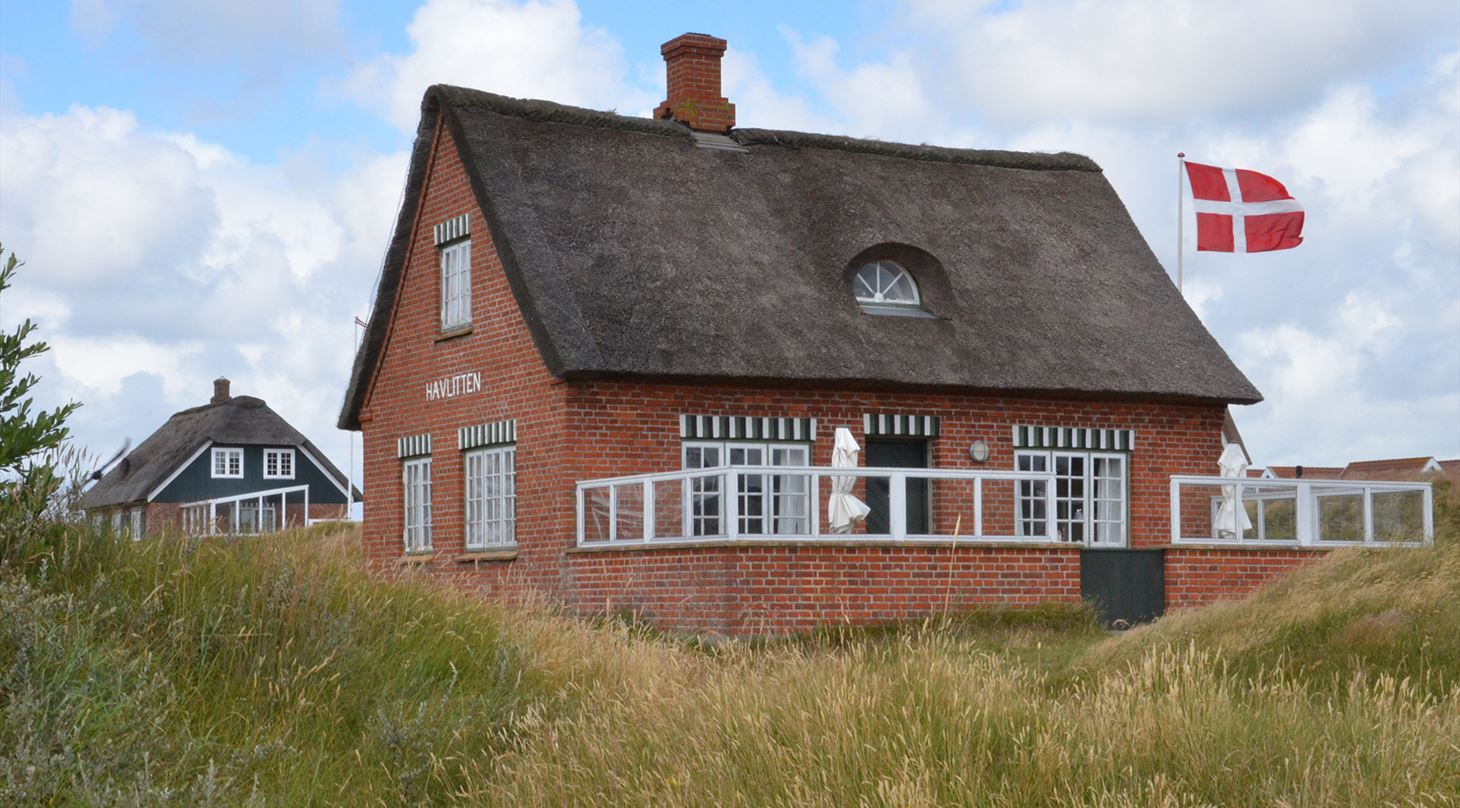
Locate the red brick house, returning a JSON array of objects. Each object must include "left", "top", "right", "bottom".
[{"left": 338, "top": 33, "right": 1434, "bottom": 633}]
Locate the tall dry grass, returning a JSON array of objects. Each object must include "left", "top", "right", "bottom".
[{"left": 4, "top": 518, "right": 1458, "bottom": 806}]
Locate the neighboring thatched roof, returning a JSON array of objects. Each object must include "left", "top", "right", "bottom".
[
  {"left": 79, "top": 395, "right": 355, "bottom": 509},
  {"left": 339, "top": 86, "right": 1260, "bottom": 429}
]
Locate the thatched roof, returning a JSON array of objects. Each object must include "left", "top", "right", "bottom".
[
  {"left": 79, "top": 395, "right": 355, "bottom": 509},
  {"left": 339, "top": 86, "right": 1260, "bottom": 429}
]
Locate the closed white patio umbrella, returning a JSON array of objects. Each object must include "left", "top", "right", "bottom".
[
  {"left": 1214, "top": 442, "right": 1254, "bottom": 539},
  {"left": 828, "top": 427, "right": 871, "bottom": 534}
]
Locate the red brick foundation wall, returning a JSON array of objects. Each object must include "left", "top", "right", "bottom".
[
  {"left": 1165, "top": 547, "right": 1327, "bottom": 609},
  {"left": 567, "top": 543, "right": 1081, "bottom": 635}
]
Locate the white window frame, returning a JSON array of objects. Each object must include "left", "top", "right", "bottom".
[
  {"left": 681, "top": 441, "right": 811, "bottom": 537},
  {"left": 464, "top": 445, "right": 516, "bottom": 550},
  {"left": 211, "top": 447, "right": 243, "bottom": 479},
  {"left": 402, "top": 457, "right": 433, "bottom": 553},
  {"left": 853, "top": 260, "right": 920, "bottom": 307},
  {"left": 262, "top": 448, "right": 295, "bottom": 480},
  {"left": 1016, "top": 449, "right": 1128, "bottom": 546},
  {"left": 439, "top": 240, "right": 472, "bottom": 330}
]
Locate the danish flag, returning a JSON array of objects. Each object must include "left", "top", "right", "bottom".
[{"left": 1184, "top": 161, "right": 1304, "bottom": 253}]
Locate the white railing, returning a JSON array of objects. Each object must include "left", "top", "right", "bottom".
[
  {"left": 576, "top": 465, "right": 1066, "bottom": 547},
  {"left": 1170, "top": 476, "right": 1434, "bottom": 547},
  {"left": 179, "top": 484, "right": 310, "bottom": 536}
]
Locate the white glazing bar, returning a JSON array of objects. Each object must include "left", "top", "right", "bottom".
[
  {"left": 1296, "top": 482, "right": 1313, "bottom": 545},
  {"left": 1170, "top": 478, "right": 1181, "bottom": 544},
  {"left": 973, "top": 478, "right": 983, "bottom": 538},
  {"left": 575, "top": 486, "right": 585, "bottom": 545},
  {"left": 1046, "top": 480, "right": 1059, "bottom": 542},
  {"left": 642, "top": 480, "right": 654, "bottom": 542},
  {"left": 724, "top": 469, "right": 739, "bottom": 540},
  {"left": 1363, "top": 486, "right": 1374, "bottom": 545},
  {"left": 888, "top": 473, "right": 907, "bottom": 540},
  {"left": 608, "top": 485, "right": 618, "bottom": 542},
  {"left": 810, "top": 471, "right": 821, "bottom": 538},
  {"left": 1233, "top": 481, "right": 1243, "bottom": 540},
  {"left": 1423, "top": 488, "right": 1434, "bottom": 541}
]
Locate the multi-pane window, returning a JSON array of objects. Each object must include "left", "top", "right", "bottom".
[
  {"left": 263, "top": 448, "right": 295, "bottom": 479},
  {"left": 440, "top": 240, "right": 471, "bottom": 330},
  {"left": 402, "top": 458, "right": 433, "bottom": 552},
  {"left": 853, "top": 260, "right": 920, "bottom": 306},
  {"left": 465, "top": 446, "right": 516, "bottom": 549},
  {"left": 1016, "top": 450, "right": 1127, "bottom": 546},
  {"left": 682, "top": 442, "right": 810, "bottom": 537},
  {"left": 212, "top": 447, "right": 243, "bottom": 478}
]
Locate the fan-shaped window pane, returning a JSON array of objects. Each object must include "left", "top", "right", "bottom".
[{"left": 853, "top": 261, "right": 920, "bottom": 306}]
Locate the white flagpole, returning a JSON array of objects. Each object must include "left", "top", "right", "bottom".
[{"left": 1176, "top": 151, "right": 1186, "bottom": 294}]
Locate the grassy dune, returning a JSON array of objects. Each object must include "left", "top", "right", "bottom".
[{"left": 3, "top": 521, "right": 1458, "bottom": 806}]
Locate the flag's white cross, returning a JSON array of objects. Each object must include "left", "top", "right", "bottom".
[{"left": 1191, "top": 168, "right": 1303, "bottom": 253}]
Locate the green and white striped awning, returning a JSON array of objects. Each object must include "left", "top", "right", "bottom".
[
  {"left": 679, "top": 415, "right": 816, "bottom": 442},
  {"left": 459, "top": 419, "right": 516, "bottom": 450},
  {"left": 397, "top": 433, "right": 432, "bottom": 458},
  {"left": 863, "top": 413, "right": 941, "bottom": 438},
  {"left": 1013, "top": 425, "right": 1134, "bottom": 451},
  {"left": 433, "top": 213, "right": 469, "bottom": 246}
]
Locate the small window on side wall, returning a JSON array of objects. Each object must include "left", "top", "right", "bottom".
[
  {"left": 440, "top": 240, "right": 472, "bottom": 330},
  {"left": 853, "top": 260, "right": 925, "bottom": 315}
]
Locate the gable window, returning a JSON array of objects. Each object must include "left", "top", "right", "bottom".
[
  {"left": 440, "top": 240, "right": 472, "bottom": 330},
  {"left": 1016, "top": 450, "right": 1127, "bottom": 546},
  {"left": 465, "top": 445, "right": 516, "bottom": 549},
  {"left": 853, "top": 260, "right": 921, "bottom": 312},
  {"left": 263, "top": 448, "right": 295, "bottom": 479},
  {"left": 212, "top": 447, "right": 243, "bottom": 479},
  {"left": 403, "top": 457, "right": 433, "bottom": 553}
]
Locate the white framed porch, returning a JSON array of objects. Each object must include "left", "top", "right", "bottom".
[{"left": 178, "top": 484, "right": 315, "bottom": 536}]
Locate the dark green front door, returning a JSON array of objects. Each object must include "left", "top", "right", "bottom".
[{"left": 865, "top": 439, "right": 930, "bottom": 535}]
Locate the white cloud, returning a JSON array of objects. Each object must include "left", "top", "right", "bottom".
[
  {"left": 0, "top": 103, "right": 404, "bottom": 487},
  {"left": 922, "top": 0, "right": 1457, "bottom": 130},
  {"left": 340, "top": 0, "right": 652, "bottom": 132}
]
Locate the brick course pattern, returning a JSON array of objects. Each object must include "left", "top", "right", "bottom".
[
  {"left": 1164, "top": 548, "right": 1326, "bottom": 609},
  {"left": 355, "top": 112, "right": 1323, "bottom": 634}
]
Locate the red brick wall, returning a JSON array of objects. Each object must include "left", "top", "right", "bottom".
[
  {"left": 353, "top": 109, "right": 1308, "bottom": 634},
  {"left": 1165, "top": 547, "right": 1326, "bottom": 609},
  {"left": 567, "top": 543, "right": 1081, "bottom": 635},
  {"left": 357, "top": 114, "right": 572, "bottom": 597}
]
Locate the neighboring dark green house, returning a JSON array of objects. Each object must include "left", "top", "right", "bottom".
[{"left": 78, "top": 378, "right": 360, "bottom": 537}]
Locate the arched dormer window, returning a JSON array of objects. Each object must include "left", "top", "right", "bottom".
[{"left": 853, "top": 260, "right": 923, "bottom": 314}]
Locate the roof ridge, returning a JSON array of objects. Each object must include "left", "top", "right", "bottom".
[{"left": 428, "top": 84, "right": 1101, "bottom": 173}]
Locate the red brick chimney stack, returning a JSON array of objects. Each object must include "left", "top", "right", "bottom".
[
  {"left": 212, "top": 377, "right": 231, "bottom": 405},
  {"left": 653, "top": 33, "right": 735, "bottom": 133}
]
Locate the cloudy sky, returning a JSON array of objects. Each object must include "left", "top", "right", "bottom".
[{"left": 1, "top": 0, "right": 1457, "bottom": 493}]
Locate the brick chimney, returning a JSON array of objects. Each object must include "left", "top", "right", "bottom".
[
  {"left": 653, "top": 33, "right": 735, "bottom": 133},
  {"left": 211, "top": 377, "right": 231, "bottom": 405}
]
